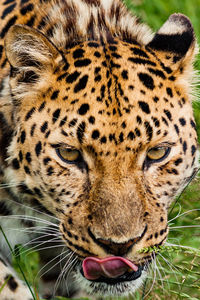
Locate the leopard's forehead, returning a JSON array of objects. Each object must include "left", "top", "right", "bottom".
[{"left": 29, "top": 39, "right": 194, "bottom": 156}]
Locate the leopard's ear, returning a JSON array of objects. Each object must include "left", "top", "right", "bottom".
[
  {"left": 147, "top": 14, "right": 198, "bottom": 70},
  {"left": 5, "top": 25, "right": 60, "bottom": 83}
]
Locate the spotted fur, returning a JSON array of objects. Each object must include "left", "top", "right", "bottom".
[{"left": 0, "top": 0, "right": 199, "bottom": 299}]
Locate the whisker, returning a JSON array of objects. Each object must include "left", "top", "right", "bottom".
[
  {"left": 38, "top": 249, "right": 70, "bottom": 279},
  {"left": 53, "top": 252, "right": 77, "bottom": 297},
  {"left": 170, "top": 225, "right": 200, "bottom": 229},
  {"left": 143, "top": 253, "right": 157, "bottom": 298},
  {"left": 168, "top": 208, "right": 200, "bottom": 223},
  {"left": 1, "top": 215, "right": 58, "bottom": 227}
]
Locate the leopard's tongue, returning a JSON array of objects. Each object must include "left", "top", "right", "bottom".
[{"left": 82, "top": 256, "right": 138, "bottom": 280}]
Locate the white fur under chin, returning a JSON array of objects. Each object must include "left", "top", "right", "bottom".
[{"left": 74, "top": 269, "right": 147, "bottom": 297}]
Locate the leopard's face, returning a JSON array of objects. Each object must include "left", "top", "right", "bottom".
[{"left": 4, "top": 18, "right": 199, "bottom": 296}]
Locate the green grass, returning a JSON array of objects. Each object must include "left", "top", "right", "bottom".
[{"left": 1, "top": 0, "right": 200, "bottom": 299}]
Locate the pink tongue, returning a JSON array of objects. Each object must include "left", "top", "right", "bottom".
[{"left": 82, "top": 256, "right": 138, "bottom": 280}]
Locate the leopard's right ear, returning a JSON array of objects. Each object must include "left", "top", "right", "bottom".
[
  {"left": 5, "top": 25, "right": 61, "bottom": 83},
  {"left": 147, "top": 14, "right": 198, "bottom": 72}
]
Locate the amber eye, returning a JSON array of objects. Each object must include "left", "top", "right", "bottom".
[
  {"left": 147, "top": 147, "right": 170, "bottom": 162},
  {"left": 56, "top": 148, "right": 81, "bottom": 163}
]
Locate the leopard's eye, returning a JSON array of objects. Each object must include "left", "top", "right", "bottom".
[
  {"left": 147, "top": 147, "right": 170, "bottom": 162},
  {"left": 56, "top": 148, "right": 81, "bottom": 163}
]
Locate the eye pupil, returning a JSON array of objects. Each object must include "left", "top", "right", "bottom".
[{"left": 57, "top": 148, "right": 80, "bottom": 163}]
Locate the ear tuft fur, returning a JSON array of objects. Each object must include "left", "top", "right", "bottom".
[
  {"left": 147, "top": 14, "right": 196, "bottom": 56},
  {"left": 5, "top": 25, "right": 59, "bottom": 71}
]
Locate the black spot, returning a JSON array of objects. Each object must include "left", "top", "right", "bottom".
[
  {"left": 121, "top": 70, "right": 128, "bottom": 80},
  {"left": 88, "top": 116, "right": 95, "bottom": 124},
  {"left": 94, "top": 51, "right": 101, "bottom": 57},
  {"left": 88, "top": 42, "right": 99, "bottom": 48},
  {"left": 1, "top": 3, "right": 16, "bottom": 19},
  {"left": 179, "top": 118, "right": 186, "bottom": 126},
  {"left": 191, "top": 145, "right": 196, "bottom": 156},
  {"left": 135, "top": 128, "right": 141, "bottom": 137},
  {"left": 35, "top": 141, "right": 42, "bottom": 156},
  {"left": 59, "top": 116, "right": 67, "bottom": 127},
  {"left": 4, "top": 275, "right": 18, "bottom": 291},
  {"left": 153, "top": 96, "right": 159, "bottom": 103},
  {"left": 171, "top": 168, "right": 178, "bottom": 175},
  {"left": 24, "top": 166, "right": 31, "bottom": 174},
  {"left": 52, "top": 109, "right": 61, "bottom": 123},
  {"left": 47, "top": 166, "right": 54, "bottom": 176},
  {"left": 92, "top": 130, "right": 100, "bottom": 140},
  {"left": 74, "top": 59, "right": 91, "bottom": 67},
  {"left": 69, "top": 118, "right": 78, "bottom": 127},
  {"left": 66, "top": 72, "right": 80, "bottom": 84},
  {"left": 20, "top": 3, "right": 34, "bottom": 15},
  {"left": 25, "top": 107, "right": 35, "bottom": 121},
  {"left": 174, "top": 124, "right": 179, "bottom": 135},
  {"left": 43, "top": 157, "right": 51, "bottom": 165},
  {"left": 73, "top": 48, "right": 85, "bottom": 59},
  {"left": 138, "top": 72, "right": 155, "bottom": 90},
  {"left": 0, "top": 15, "right": 18, "bottom": 39},
  {"left": 0, "top": 45, "right": 3, "bottom": 60},
  {"left": 144, "top": 212, "right": 149, "bottom": 217},
  {"left": 19, "top": 183, "right": 33, "bottom": 195},
  {"left": 121, "top": 121, "right": 126, "bottom": 128},
  {"left": 78, "top": 104, "right": 90, "bottom": 115},
  {"left": 164, "top": 109, "right": 172, "bottom": 121},
  {"left": 174, "top": 158, "right": 183, "bottom": 166},
  {"left": 68, "top": 217, "right": 73, "bottom": 224},
  {"left": 190, "top": 119, "right": 196, "bottom": 129},
  {"left": 33, "top": 187, "right": 43, "bottom": 198},
  {"left": 183, "top": 141, "right": 187, "bottom": 154},
  {"left": 26, "top": 152, "right": 32, "bottom": 163},
  {"left": 144, "top": 121, "right": 153, "bottom": 141},
  {"left": 74, "top": 75, "right": 88, "bottom": 93},
  {"left": 38, "top": 101, "right": 46, "bottom": 112},
  {"left": 95, "top": 75, "right": 101, "bottom": 82},
  {"left": 148, "top": 68, "right": 166, "bottom": 79},
  {"left": 12, "top": 158, "right": 20, "bottom": 169},
  {"left": 77, "top": 121, "right": 86, "bottom": 144},
  {"left": 19, "top": 151, "right": 23, "bottom": 162},
  {"left": 51, "top": 90, "right": 59, "bottom": 100},
  {"left": 119, "top": 132, "right": 124, "bottom": 143},
  {"left": 25, "top": 15, "right": 35, "bottom": 27},
  {"left": 138, "top": 101, "right": 150, "bottom": 114},
  {"left": 128, "top": 57, "right": 156, "bottom": 67},
  {"left": 166, "top": 87, "right": 173, "bottom": 97},
  {"left": 127, "top": 131, "right": 135, "bottom": 140},
  {"left": 130, "top": 47, "right": 149, "bottom": 58},
  {"left": 100, "top": 136, "right": 107, "bottom": 144},
  {"left": 41, "top": 121, "right": 48, "bottom": 133},
  {"left": 20, "top": 130, "right": 26, "bottom": 144}
]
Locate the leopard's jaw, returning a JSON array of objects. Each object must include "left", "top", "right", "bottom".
[{"left": 74, "top": 266, "right": 148, "bottom": 297}]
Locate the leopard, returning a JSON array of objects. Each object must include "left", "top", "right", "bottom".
[{"left": 0, "top": 0, "right": 199, "bottom": 299}]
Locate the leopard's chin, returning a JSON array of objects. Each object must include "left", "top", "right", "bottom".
[{"left": 73, "top": 264, "right": 148, "bottom": 297}]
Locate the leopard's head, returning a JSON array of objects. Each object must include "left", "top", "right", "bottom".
[{"left": 3, "top": 13, "right": 199, "bottom": 296}]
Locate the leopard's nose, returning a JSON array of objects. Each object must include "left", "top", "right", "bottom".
[{"left": 88, "top": 226, "right": 147, "bottom": 256}]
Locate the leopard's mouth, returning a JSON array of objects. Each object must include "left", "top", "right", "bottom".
[
  {"left": 74, "top": 256, "right": 148, "bottom": 296},
  {"left": 80, "top": 256, "right": 144, "bottom": 284}
]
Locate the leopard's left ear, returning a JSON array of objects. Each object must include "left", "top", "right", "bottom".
[
  {"left": 5, "top": 25, "right": 62, "bottom": 89},
  {"left": 147, "top": 14, "right": 198, "bottom": 70}
]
